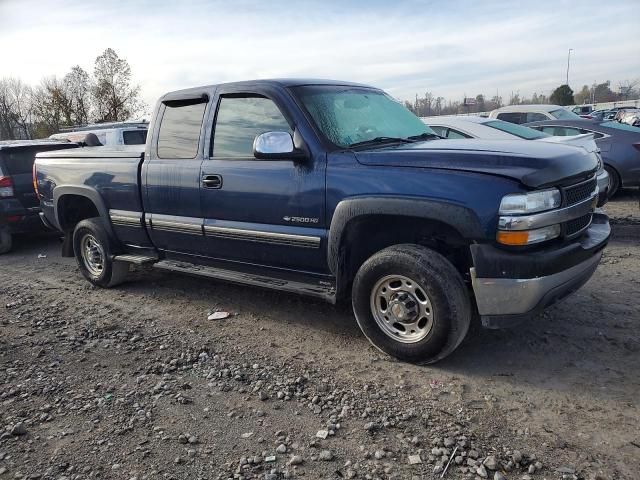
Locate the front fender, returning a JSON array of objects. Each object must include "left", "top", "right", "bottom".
[{"left": 327, "top": 196, "right": 484, "bottom": 274}]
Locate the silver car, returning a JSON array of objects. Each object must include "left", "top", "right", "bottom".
[{"left": 422, "top": 115, "right": 609, "bottom": 205}]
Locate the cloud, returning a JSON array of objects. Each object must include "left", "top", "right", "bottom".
[{"left": 1, "top": 0, "right": 638, "bottom": 107}]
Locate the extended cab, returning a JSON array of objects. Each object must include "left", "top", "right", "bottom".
[{"left": 34, "top": 80, "right": 610, "bottom": 363}]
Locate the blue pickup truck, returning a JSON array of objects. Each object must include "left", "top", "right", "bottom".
[{"left": 34, "top": 79, "right": 610, "bottom": 363}]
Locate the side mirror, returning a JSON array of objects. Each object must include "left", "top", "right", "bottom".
[{"left": 253, "top": 131, "right": 305, "bottom": 160}]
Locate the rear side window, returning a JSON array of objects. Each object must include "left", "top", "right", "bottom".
[
  {"left": 445, "top": 128, "right": 472, "bottom": 139},
  {"left": 549, "top": 109, "right": 581, "bottom": 120},
  {"left": 429, "top": 125, "right": 447, "bottom": 137},
  {"left": 212, "top": 96, "right": 291, "bottom": 158},
  {"left": 157, "top": 100, "right": 207, "bottom": 159},
  {"left": 484, "top": 120, "right": 550, "bottom": 139},
  {"left": 496, "top": 112, "right": 525, "bottom": 124},
  {"left": 123, "top": 129, "right": 147, "bottom": 145}
]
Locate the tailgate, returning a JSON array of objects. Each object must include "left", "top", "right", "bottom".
[{"left": 0, "top": 150, "right": 39, "bottom": 209}]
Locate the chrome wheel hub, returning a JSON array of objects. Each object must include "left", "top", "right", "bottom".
[
  {"left": 370, "top": 275, "right": 434, "bottom": 343},
  {"left": 80, "top": 234, "right": 104, "bottom": 277}
]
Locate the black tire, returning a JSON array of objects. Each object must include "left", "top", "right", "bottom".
[
  {"left": 0, "top": 228, "right": 12, "bottom": 254},
  {"left": 73, "top": 218, "right": 128, "bottom": 287},
  {"left": 352, "top": 244, "right": 471, "bottom": 364},
  {"left": 605, "top": 165, "right": 620, "bottom": 198}
]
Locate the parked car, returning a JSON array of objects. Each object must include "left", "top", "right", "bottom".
[
  {"left": 570, "top": 105, "right": 594, "bottom": 117},
  {"left": 35, "top": 79, "right": 609, "bottom": 364},
  {"left": 488, "top": 104, "right": 583, "bottom": 124},
  {"left": 589, "top": 109, "right": 617, "bottom": 122},
  {"left": 423, "top": 116, "right": 609, "bottom": 205},
  {"left": 524, "top": 119, "right": 640, "bottom": 196},
  {"left": 50, "top": 121, "right": 148, "bottom": 146},
  {"left": 0, "top": 140, "right": 79, "bottom": 253},
  {"left": 617, "top": 109, "right": 640, "bottom": 127}
]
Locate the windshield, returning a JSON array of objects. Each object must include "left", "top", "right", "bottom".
[
  {"left": 483, "top": 120, "right": 550, "bottom": 139},
  {"left": 293, "top": 86, "right": 435, "bottom": 148},
  {"left": 600, "top": 121, "right": 640, "bottom": 133},
  {"left": 550, "top": 108, "right": 582, "bottom": 120}
]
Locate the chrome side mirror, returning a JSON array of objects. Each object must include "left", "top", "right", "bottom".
[{"left": 253, "top": 131, "right": 296, "bottom": 159}]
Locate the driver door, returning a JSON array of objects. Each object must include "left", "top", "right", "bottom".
[{"left": 199, "top": 90, "right": 327, "bottom": 272}]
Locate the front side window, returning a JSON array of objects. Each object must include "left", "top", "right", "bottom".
[
  {"left": 526, "top": 112, "right": 549, "bottom": 122},
  {"left": 484, "top": 120, "right": 550, "bottom": 140},
  {"left": 212, "top": 96, "right": 291, "bottom": 158},
  {"left": 157, "top": 100, "right": 207, "bottom": 159},
  {"left": 549, "top": 109, "right": 582, "bottom": 120},
  {"left": 293, "top": 86, "right": 435, "bottom": 148}
]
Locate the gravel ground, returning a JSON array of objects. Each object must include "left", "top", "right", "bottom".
[{"left": 0, "top": 191, "right": 638, "bottom": 480}]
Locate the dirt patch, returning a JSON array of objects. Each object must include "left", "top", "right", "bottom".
[{"left": 0, "top": 213, "right": 638, "bottom": 479}]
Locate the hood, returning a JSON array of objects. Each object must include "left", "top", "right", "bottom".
[{"left": 354, "top": 139, "right": 597, "bottom": 188}]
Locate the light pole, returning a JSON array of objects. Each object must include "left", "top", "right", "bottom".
[{"left": 566, "top": 48, "right": 573, "bottom": 86}]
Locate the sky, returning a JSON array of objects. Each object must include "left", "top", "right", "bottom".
[{"left": 1, "top": 0, "right": 639, "bottom": 110}]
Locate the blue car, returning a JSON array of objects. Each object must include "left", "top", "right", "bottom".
[{"left": 525, "top": 119, "right": 640, "bottom": 196}]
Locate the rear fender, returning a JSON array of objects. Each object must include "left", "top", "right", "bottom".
[{"left": 53, "top": 185, "right": 115, "bottom": 238}]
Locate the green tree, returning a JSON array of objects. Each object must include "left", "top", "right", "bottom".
[{"left": 550, "top": 84, "right": 574, "bottom": 106}]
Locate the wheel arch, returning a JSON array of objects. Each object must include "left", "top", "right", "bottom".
[
  {"left": 328, "top": 196, "right": 483, "bottom": 297},
  {"left": 54, "top": 186, "right": 112, "bottom": 232}
]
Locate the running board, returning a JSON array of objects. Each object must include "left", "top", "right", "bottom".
[
  {"left": 154, "top": 260, "right": 336, "bottom": 303},
  {"left": 112, "top": 254, "right": 159, "bottom": 265}
]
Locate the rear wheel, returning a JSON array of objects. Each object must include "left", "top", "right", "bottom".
[
  {"left": 0, "top": 228, "right": 12, "bottom": 254},
  {"left": 73, "top": 218, "right": 128, "bottom": 287},
  {"left": 605, "top": 165, "right": 620, "bottom": 198},
  {"left": 352, "top": 244, "right": 471, "bottom": 364}
]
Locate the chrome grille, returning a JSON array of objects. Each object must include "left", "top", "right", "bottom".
[{"left": 563, "top": 176, "right": 597, "bottom": 206}]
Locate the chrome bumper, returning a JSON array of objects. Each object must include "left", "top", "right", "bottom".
[{"left": 471, "top": 252, "right": 601, "bottom": 327}]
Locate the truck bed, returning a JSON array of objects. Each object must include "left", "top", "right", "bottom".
[{"left": 35, "top": 146, "right": 146, "bottom": 244}]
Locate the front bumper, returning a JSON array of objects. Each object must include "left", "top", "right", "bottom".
[
  {"left": 596, "top": 169, "right": 609, "bottom": 207},
  {"left": 470, "top": 213, "right": 610, "bottom": 328}
]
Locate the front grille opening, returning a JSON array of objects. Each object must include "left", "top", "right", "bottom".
[{"left": 565, "top": 213, "right": 592, "bottom": 236}]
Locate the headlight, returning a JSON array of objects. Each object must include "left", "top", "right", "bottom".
[
  {"left": 595, "top": 151, "right": 603, "bottom": 172},
  {"left": 499, "top": 188, "right": 561, "bottom": 214}
]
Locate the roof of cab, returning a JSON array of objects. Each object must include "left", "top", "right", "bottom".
[
  {"left": 160, "top": 78, "right": 375, "bottom": 102},
  {"left": 0, "top": 139, "right": 73, "bottom": 151}
]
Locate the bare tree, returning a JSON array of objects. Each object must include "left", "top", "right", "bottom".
[
  {"left": 31, "top": 76, "right": 70, "bottom": 137},
  {"left": 0, "top": 77, "right": 34, "bottom": 140},
  {"left": 618, "top": 79, "right": 640, "bottom": 100},
  {"left": 92, "top": 48, "right": 143, "bottom": 122},
  {"left": 64, "top": 66, "right": 91, "bottom": 125}
]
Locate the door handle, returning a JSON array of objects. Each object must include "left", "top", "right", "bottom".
[{"left": 202, "top": 174, "right": 222, "bottom": 189}]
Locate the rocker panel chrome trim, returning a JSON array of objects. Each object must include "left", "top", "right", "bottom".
[{"left": 203, "top": 225, "right": 321, "bottom": 248}]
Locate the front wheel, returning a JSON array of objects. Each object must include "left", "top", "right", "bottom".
[
  {"left": 352, "top": 244, "right": 471, "bottom": 364},
  {"left": 605, "top": 165, "right": 620, "bottom": 198},
  {"left": 73, "top": 218, "right": 128, "bottom": 287}
]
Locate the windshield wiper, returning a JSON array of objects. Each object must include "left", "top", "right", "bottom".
[
  {"left": 407, "top": 132, "right": 442, "bottom": 141},
  {"left": 347, "top": 136, "right": 415, "bottom": 148}
]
